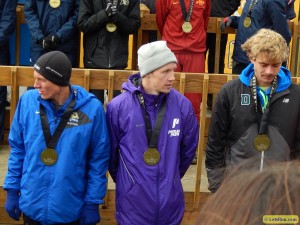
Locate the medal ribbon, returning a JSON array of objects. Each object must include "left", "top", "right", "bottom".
[
  {"left": 250, "top": 75, "right": 277, "bottom": 135},
  {"left": 179, "top": 0, "right": 194, "bottom": 22},
  {"left": 40, "top": 90, "right": 76, "bottom": 149},
  {"left": 247, "top": 0, "right": 259, "bottom": 17},
  {"left": 137, "top": 93, "right": 167, "bottom": 148}
]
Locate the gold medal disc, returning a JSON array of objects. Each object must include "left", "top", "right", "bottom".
[
  {"left": 41, "top": 148, "right": 58, "bottom": 166},
  {"left": 106, "top": 23, "right": 117, "bottom": 32},
  {"left": 253, "top": 134, "right": 271, "bottom": 152},
  {"left": 49, "top": 0, "right": 61, "bottom": 8},
  {"left": 243, "top": 17, "right": 251, "bottom": 28},
  {"left": 143, "top": 148, "right": 160, "bottom": 166},
  {"left": 182, "top": 21, "right": 192, "bottom": 33}
]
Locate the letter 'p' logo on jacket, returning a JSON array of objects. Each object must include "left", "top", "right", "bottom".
[
  {"left": 241, "top": 94, "right": 250, "bottom": 105},
  {"left": 172, "top": 118, "right": 179, "bottom": 128}
]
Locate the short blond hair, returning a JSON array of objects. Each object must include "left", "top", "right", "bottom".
[{"left": 241, "top": 28, "right": 289, "bottom": 62}]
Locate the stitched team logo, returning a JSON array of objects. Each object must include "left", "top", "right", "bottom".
[
  {"left": 241, "top": 94, "right": 250, "bottom": 105},
  {"left": 196, "top": 0, "right": 205, "bottom": 6},
  {"left": 120, "top": 0, "right": 129, "bottom": 5}
]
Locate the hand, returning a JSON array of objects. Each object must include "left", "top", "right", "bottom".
[
  {"left": 80, "top": 204, "right": 100, "bottom": 225},
  {"left": 105, "top": 2, "right": 117, "bottom": 17},
  {"left": 4, "top": 190, "right": 21, "bottom": 221},
  {"left": 220, "top": 17, "right": 232, "bottom": 32},
  {"left": 43, "top": 35, "right": 61, "bottom": 50}
]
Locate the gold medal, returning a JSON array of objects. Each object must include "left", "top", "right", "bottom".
[
  {"left": 243, "top": 17, "right": 251, "bottom": 28},
  {"left": 49, "top": 0, "right": 60, "bottom": 8},
  {"left": 253, "top": 134, "right": 271, "bottom": 152},
  {"left": 106, "top": 23, "right": 117, "bottom": 32},
  {"left": 143, "top": 148, "right": 160, "bottom": 166},
  {"left": 41, "top": 148, "right": 58, "bottom": 166},
  {"left": 182, "top": 21, "right": 192, "bottom": 33}
]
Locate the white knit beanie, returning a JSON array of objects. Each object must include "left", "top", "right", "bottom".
[{"left": 138, "top": 41, "right": 177, "bottom": 77}]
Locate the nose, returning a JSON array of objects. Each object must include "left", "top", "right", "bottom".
[
  {"left": 265, "top": 65, "right": 276, "bottom": 74},
  {"left": 33, "top": 79, "right": 39, "bottom": 88},
  {"left": 169, "top": 71, "right": 175, "bottom": 81}
]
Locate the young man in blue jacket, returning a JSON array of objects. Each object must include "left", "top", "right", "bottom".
[
  {"left": 0, "top": 0, "right": 17, "bottom": 143},
  {"left": 4, "top": 51, "right": 110, "bottom": 225},
  {"left": 106, "top": 41, "right": 199, "bottom": 225}
]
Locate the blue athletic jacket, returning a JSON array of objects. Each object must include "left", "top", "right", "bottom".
[
  {"left": 4, "top": 86, "right": 110, "bottom": 225},
  {"left": 106, "top": 73, "right": 199, "bottom": 225}
]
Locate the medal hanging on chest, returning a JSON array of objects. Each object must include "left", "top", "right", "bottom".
[
  {"left": 179, "top": 0, "right": 194, "bottom": 33},
  {"left": 137, "top": 93, "right": 166, "bottom": 166},
  {"left": 243, "top": 0, "right": 259, "bottom": 28},
  {"left": 49, "top": 0, "right": 61, "bottom": 8},
  {"left": 182, "top": 21, "right": 193, "bottom": 33},
  {"left": 41, "top": 148, "right": 58, "bottom": 166},
  {"left": 243, "top": 17, "right": 251, "bottom": 28},
  {"left": 106, "top": 23, "right": 117, "bottom": 32},
  {"left": 253, "top": 134, "right": 270, "bottom": 152},
  {"left": 39, "top": 92, "right": 76, "bottom": 166},
  {"left": 251, "top": 75, "right": 277, "bottom": 152},
  {"left": 144, "top": 148, "right": 161, "bottom": 166}
]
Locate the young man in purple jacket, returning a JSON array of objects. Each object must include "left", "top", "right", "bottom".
[{"left": 106, "top": 41, "right": 199, "bottom": 225}]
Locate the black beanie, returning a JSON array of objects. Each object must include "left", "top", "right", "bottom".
[{"left": 34, "top": 51, "right": 72, "bottom": 86}]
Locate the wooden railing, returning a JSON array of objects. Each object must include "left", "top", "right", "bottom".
[{"left": 2, "top": 66, "right": 300, "bottom": 209}]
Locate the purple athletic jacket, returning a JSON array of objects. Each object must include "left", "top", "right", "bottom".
[{"left": 106, "top": 73, "right": 199, "bottom": 225}]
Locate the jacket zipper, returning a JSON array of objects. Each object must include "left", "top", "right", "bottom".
[{"left": 119, "top": 151, "right": 135, "bottom": 184}]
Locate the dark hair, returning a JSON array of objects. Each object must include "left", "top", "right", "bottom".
[{"left": 196, "top": 161, "right": 300, "bottom": 225}]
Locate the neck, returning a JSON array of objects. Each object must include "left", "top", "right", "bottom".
[
  {"left": 52, "top": 86, "right": 71, "bottom": 105},
  {"left": 141, "top": 79, "right": 159, "bottom": 95}
]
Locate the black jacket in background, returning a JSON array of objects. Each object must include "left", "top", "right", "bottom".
[{"left": 77, "top": 0, "right": 141, "bottom": 69}]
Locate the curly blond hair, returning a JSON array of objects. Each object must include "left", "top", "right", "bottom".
[{"left": 241, "top": 28, "right": 289, "bottom": 62}]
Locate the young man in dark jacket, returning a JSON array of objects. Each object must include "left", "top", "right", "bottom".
[
  {"left": 106, "top": 41, "right": 199, "bottom": 224},
  {"left": 206, "top": 29, "right": 300, "bottom": 193},
  {"left": 221, "top": 0, "right": 292, "bottom": 74}
]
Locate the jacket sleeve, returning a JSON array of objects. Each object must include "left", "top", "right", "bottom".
[
  {"left": 24, "top": 0, "right": 44, "bottom": 42},
  {"left": 3, "top": 97, "right": 26, "bottom": 191},
  {"left": 106, "top": 102, "right": 121, "bottom": 183},
  {"left": 228, "top": 15, "right": 239, "bottom": 29},
  {"left": 85, "top": 102, "right": 110, "bottom": 204},
  {"left": 179, "top": 101, "right": 199, "bottom": 178},
  {"left": 205, "top": 86, "right": 230, "bottom": 193},
  {"left": 0, "top": 0, "right": 17, "bottom": 45},
  {"left": 268, "top": 0, "right": 291, "bottom": 44},
  {"left": 155, "top": 0, "right": 168, "bottom": 35}
]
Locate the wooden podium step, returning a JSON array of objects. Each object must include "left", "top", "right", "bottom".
[{"left": 0, "top": 188, "right": 211, "bottom": 224}]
